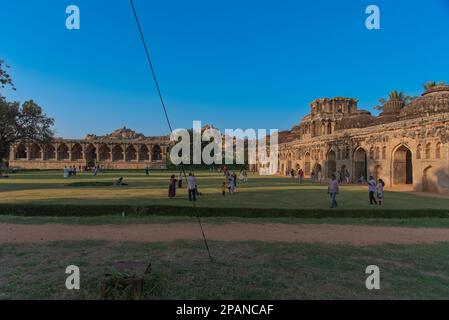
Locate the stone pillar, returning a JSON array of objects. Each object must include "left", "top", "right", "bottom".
[
  {"left": 96, "top": 144, "right": 100, "bottom": 163},
  {"left": 136, "top": 145, "right": 141, "bottom": 162},
  {"left": 69, "top": 143, "right": 73, "bottom": 162},
  {"left": 82, "top": 144, "right": 87, "bottom": 162},
  {"left": 26, "top": 144, "right": 31, "bottom": 160},
  {"left": 9, "top": 145, "right": 15, "bottom": 161}
]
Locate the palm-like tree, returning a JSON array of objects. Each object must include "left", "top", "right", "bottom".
[
  {"left": 423, "top": 80, "right": 446, "bottom": 91},
  {"left": 375, "top": 90, "right": 416, "bottom": 111}
]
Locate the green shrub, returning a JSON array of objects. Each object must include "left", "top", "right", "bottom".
[{"left": 0, "top": 204, "right": 448, "bottom": 219}]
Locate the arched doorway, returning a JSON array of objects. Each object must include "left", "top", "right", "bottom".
[
  {"left": 112, "top": 145, "right": 124, "bottom": 162},
  {"left": 71, "top": 143, "right": 83, "bottom": 161},
  {"left": 422, "top": 166, "right": 438, "bottom": 193},
  {"left": 85, "top": 144, "right": 97, "bottom": 166},
  {"left": 126, "top": 145, "right": 137, "bottom": 162},
  {"left": 393, "top": 145, "right": 413, "bottom": 185},
  {"left": 99, "top": 144, "right": 110, "bottom": 162},
  {"left": 16, "top": 143, "right": 27, "bottom": 159},
  {"left": 152, "top": 145, "right": 162, "bottom": 161},
  {"left": 327, "top": 150, "right": 337, "bottom": 177},
  {"left": 139, "top": 145, "right": 150, "bottom": 162},
  {"left": 29, "top": 143, "right": 42, "bottom": 160},
  {"left": 354, "top": 148, "right": 367, "bottom": 181},
  {"left": 58, "top": 144, "right": 70, "bottom": 161},
  {"left": 304, "top": 153, "right": 311, "bottom": 176}
]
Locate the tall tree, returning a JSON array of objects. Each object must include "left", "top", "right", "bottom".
[{"left": 0, "top": 61, "right": 54, "bottom": 163}]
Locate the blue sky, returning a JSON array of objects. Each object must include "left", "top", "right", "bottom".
[{"left": 1, "top": 0, "right": 449, "bottom": 138}]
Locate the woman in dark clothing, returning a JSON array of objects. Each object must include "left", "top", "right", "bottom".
[{"left": 168, "top": 175, "right": 177, "bottom": 198}]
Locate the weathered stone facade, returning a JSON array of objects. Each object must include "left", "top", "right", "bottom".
[
  {"left": 278, "top": 85, "right": 449, "bottom": 194},
  {"left": 9, "top": 127, "right": 170, "bottom": 170}
]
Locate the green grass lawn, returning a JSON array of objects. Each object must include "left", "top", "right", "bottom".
[
  {"left": 2, "top": 240, "right": 449, "bottom": 300},
  {"left": 1, "top": 170, "right": 448, "bottom": 210}
]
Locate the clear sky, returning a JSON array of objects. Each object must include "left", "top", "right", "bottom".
[{"left": 1, "top": 0, "right": 449, "bottom": 138}]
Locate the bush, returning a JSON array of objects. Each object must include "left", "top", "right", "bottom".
[{"left": 0, "top": 204, "right": 448, "bottom": 219}]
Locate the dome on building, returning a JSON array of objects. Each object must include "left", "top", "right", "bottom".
[
  {"left": 335, "top": 110, "right": 374, "bottom": 130},
  {"left": 400, "top": 85, "right": 449, "bottom": 120},
  {"left": 372, "top": 100, "right": 405, "bottom": 125}
]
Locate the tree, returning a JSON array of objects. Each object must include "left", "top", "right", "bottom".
[
  {"left": 0, "top": 61, "right": 54, "bottom": 163},
  {"left": 0, "top": 60, "right": 15, "bottom": 93},
  {"left": 423, "top": 80, "right": 446, "bottom": 91},
  {"left": 375, "top": 90, "right": 416, "bottom": 111}
]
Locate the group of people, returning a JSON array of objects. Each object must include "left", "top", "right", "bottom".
[
  {"left": 167, "top": 167, "right": 249, "bottom": 201},
  {"left": 63, "top": 166, "right": 78, "bottom": 178},
  {"left": 328, "top": 174, "right": 385, "bottom": 208},
  {"left": 63, "top": 165, "right": 104, "bottom": 178},
  {"left": 168, "top": 172, "right": 199, "bottom": 202}
]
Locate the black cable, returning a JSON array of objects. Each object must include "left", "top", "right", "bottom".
[
  {"left": 129, "top": 0, "right": 212, "bottom": 261},
  {"left": 129, "top": 0, "right": 173, "bottom": 133}
]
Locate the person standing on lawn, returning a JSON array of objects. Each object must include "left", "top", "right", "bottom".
[
  {"left": 328, "top": 174, "right": 339, "bottom": 209},
  {"left": 187, "top": 173, "right": 197, "bottom": 202},
  {"left": 168, "top": 175, "right": 177, "bottom": 199},
  {"left": 376, "top": 179, "right": 385, "bottom": 206},
  {"left": 368, "top": 176, "right": 378, "bottom": 205}
]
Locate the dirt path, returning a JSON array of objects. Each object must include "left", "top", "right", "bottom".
[{"left": 3, "top": 223, "right": 449, "bottom": 246}]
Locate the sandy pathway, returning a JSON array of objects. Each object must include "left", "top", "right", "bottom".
[{"left": 2, "top": 223, "right": 449, "bottom": 246}]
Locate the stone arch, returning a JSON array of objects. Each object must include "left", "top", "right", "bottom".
[
  {"left": 327, "top": 122, "right": 333, "bottom": 135},
  {"left": 354, "top": 148, "right": 368, "bottom": 181},
  {"left": 126, "top": 145, "right": 137, "bottom": 162},
  {"left": 425, "top": 143, "right": 431, "bottom": 159},
  {"left": 139, "top": 145, "right": 150, "bottom": 162},
  {"left": 58, "top": 143, "right": 69, "bottom": 161},
  {"left": 15, "top": 143, "right": 27, "bottom": 159},
  {"left": 29, "top": 143, "right": 42, "bottom": 160},
  {"left": 99, "top": 144, "right": 111, "bottom": 162},
  {"left": 422, "top": 166, "right": 438, "bottom": 193},
  {"left": 416, "top": 144, "right": 422, "bottom": 159},
  {"left": 152, "top": 145, "right": 162, "bottom": 161},
  {"left": 43, "top": 144, "right": 56, "bottom": 160},
  {"left": 393, "top": 145, "right": 413, "bottom": 185},
  {"left": 85, "top": 144, "right": 97, "bottom": 165},
  {"left": 304, "top": 152, "right": 311, "bottom": 176},
  {"left": 71, "top": 143, "right": 83, "bottom": 161},
  {"left": 326, "top": 150, "right": 337, "bottom": 178},
  {"left": 436, "top": 142, "right": 442, "bottom": 159},
  {"left": 112, "top": 145, "right": 124, "bottom": 162}
]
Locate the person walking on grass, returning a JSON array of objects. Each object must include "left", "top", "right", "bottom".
[
  {"left": 187, "top": 173, "right": 197, "bottom": 202},
  {"left": 376, "top": 179, "right": 385, "bottom": 206},
  {"left": 328, "top": 174, "right": 339, "bottom": 209},
  {"left": 368, "top": 176, "right": 378, "bottom": 205},
  {"left": 168, "top": 175, "right": 177, "bottom": 199},
  {"left": 222, "top": 182, "right": 226, "bottom": 196}
]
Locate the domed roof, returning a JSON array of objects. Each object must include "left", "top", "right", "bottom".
[
  {"left": 335, "top": 110, "right": 374, "bottom": 130},
  {"left": 400, "top": 85, "right": 449, "bottom": 120}
]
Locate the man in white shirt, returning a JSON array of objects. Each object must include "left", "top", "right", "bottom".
[
  {"left": 187, "top": 173, "right": 197, "bottom": 202},
  {"left": 368, "top": 176, "right": 378, "bottom": 205}
]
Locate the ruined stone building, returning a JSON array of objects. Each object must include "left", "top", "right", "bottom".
[
  {"left": 8, "top": 127, "right": 170, "bottom": 170},
  {"left": 277, "top": 85, "right": 449, "bottom": 194},
  {"left": 7, "top": 84, "right": 449, "bottom": 194}
]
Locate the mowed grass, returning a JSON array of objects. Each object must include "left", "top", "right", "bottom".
[
  {"left": 0, "top": 170, "right": 448, "bottom": 210},
  {"left": 2, "top": 240, "right": 449, "bottom": 300}
]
